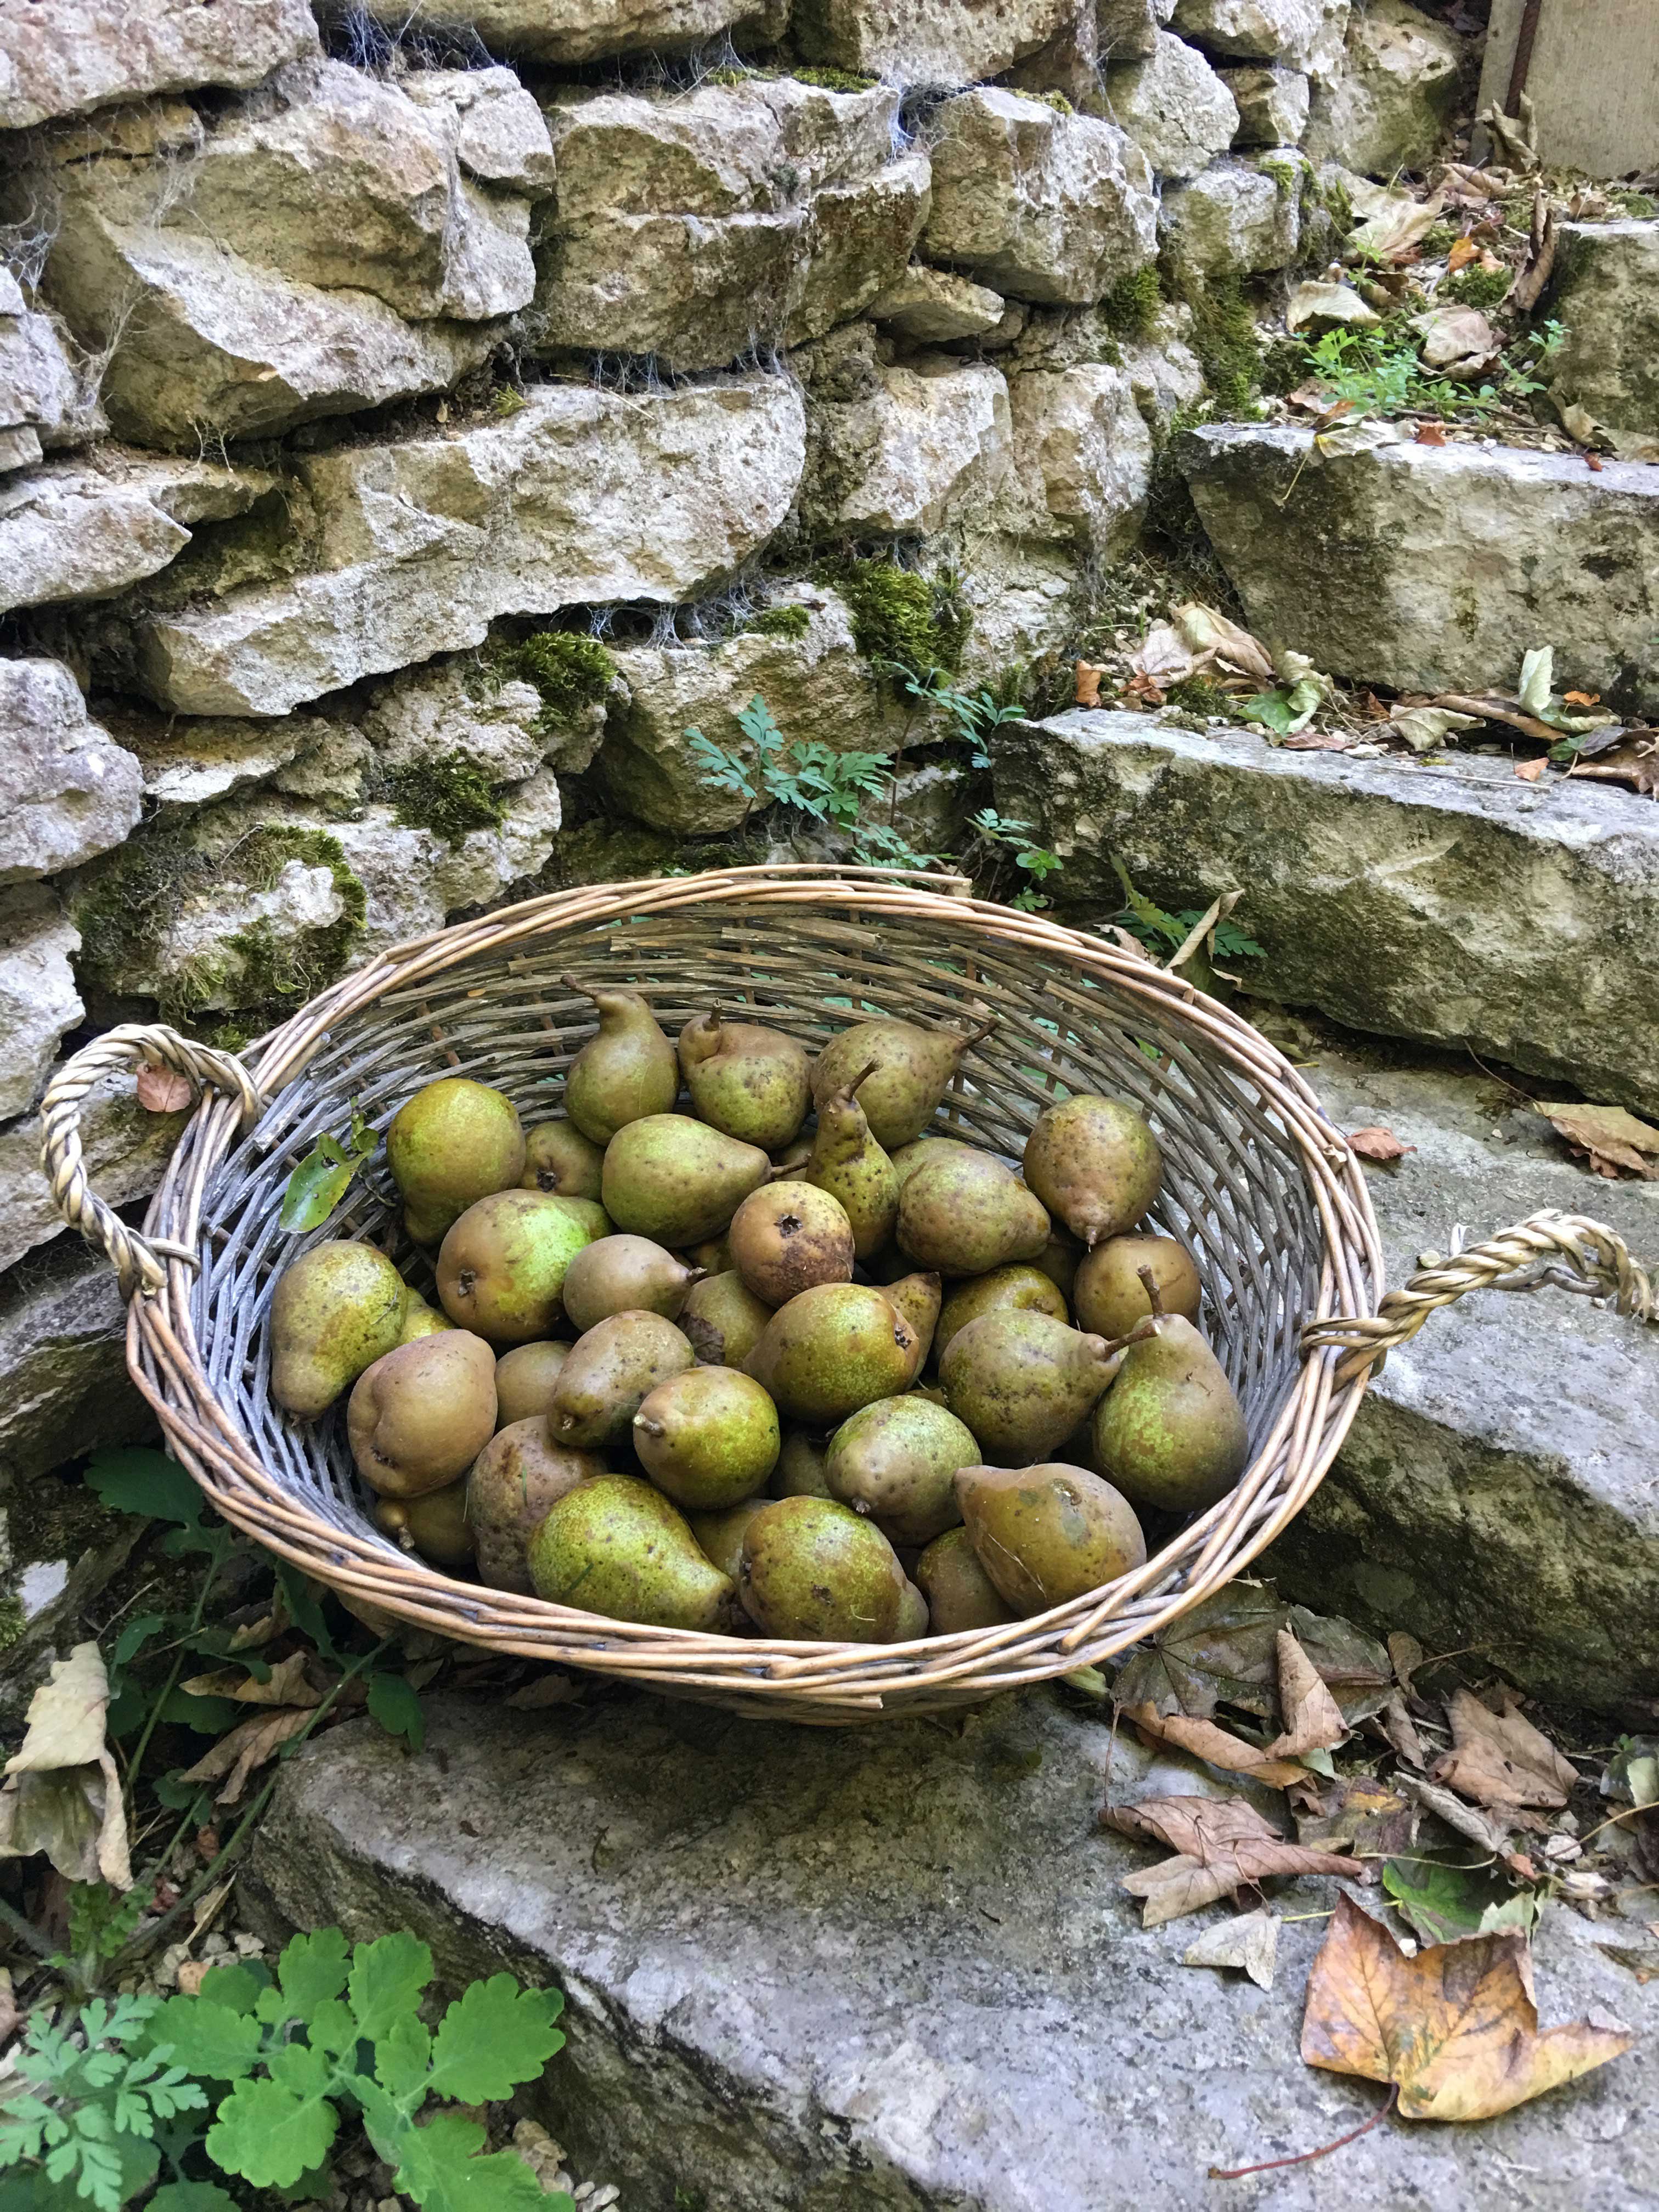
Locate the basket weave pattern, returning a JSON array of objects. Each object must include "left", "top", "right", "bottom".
[{"left": 106, "top": 868, "right": 1385, "bottom": 1720}]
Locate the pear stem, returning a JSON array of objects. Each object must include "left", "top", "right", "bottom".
[
  {"left": 634, "top": 1416, "right": 666, "bottom": 1438},
  {"left": 847, "top": 1058, "right": 883, "bottom": 1099},
  {"left": 1137, "top": 1264, "right": 1166, "bottom": 1318}
]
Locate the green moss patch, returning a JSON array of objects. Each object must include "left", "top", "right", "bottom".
[
  {"left": 742, "top": 603, "right": 812, "bottom": 640},
  {"left": 791, "top": 65, "right": 878, "bottom": 93},
  {"left": 1169, "top": 271, "right": 1263, "bottom": 415},
  {"left": 496, "top": 630, "right": 617, "bottom": 735},
  {"left": 381, "top": 752, "right": 507, "bottom": 843},
  {"left": 1443, "top": 266, "right": 1513, "bottom": 310},
  {"left": 820, "top": 559, "right": 970, "bottom": 678},
  {"left": 1102, "top": 264, "right": 1163, "bottom": 338}
]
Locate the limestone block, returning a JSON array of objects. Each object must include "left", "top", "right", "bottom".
[
  {"left": 868, "top": 266, "right": 1007, "bottom": 342},
  {"left": 998, "top": 364, "right": 1153, "bottom": 555},
  {"left": 0, "top": 0, "right": 319, "bottom": 131},
  {"left": 806, "top": 359, "right": 1012, "bottom": 536},
  {"left": 1180, "top": 422, "right": 1659, "bottom": 710},
  {"left": 922, "top": 91, "right": 1157, "bottom": 306},
  {"left": 353, "top": 0, "right": 751, "bottom": 64},
  {"left": 1170, "top": 0, "right": 1325, "bottom": 64},
  {"left": 1105, "top": 31, "right": 1242, "bottom": 181},
  {"left": 1117, "top": 310, "right": 1207, "bottom": 426},
  {"left": 0, "top": 449, "right": 273, "bottom": 616},
  {"left": 1220, "top": 62, "right": 1311, "bottom": 145},
  {"left": 0, "top": 285, "right": 92, "bottom": 467},
  {"left": 0, "top": 662, "right": 143, "bottom": 886},
  {"left": 1304, "top": 0, "right": 1465, "bottom": 177},
  {"left": 1098, "top": 0, "right": 1177, "bottom": 61},
  {"left": 326, "top": 780, "right": 566, "bottom": 955},
  {"left": 791, "top": 0, "right": 1085, "bottom": 87},
  {"left": 359, "top": 660, "right": 551, "bottom": 785},
  {"left": 133, "top": 374, "right": 806, "bottom": 719},
  {"left": 992, "top": 709, "right": 1659, "bottom": 1115},
  {"left": 0, "top": 889, "right": 83, "bottom": 1122},
  {"left": 533, "top": 81, "right": 928, "bottom": 371},
  {"left": 599, "top": 591, "right": 909, "bottom": 836},
  {"left": 951, "top": 539, "right": 1081, "bottom": 681},
  {"left": 398, "top": 67, "right": 558, "bottom": 191},
  {"left": 0, "top": 1073, "right": 187, "bottom": 1275},
  {"left": 1159, "top": 153, "right": 1304, "bottom": 278},
  {"left": 109, "top": 712, "right": 326, "bottom": 814},
  {"left": 1547, "top": 222, "right": 1659, "bottom": 447},
  {"left": 0, "top": 1240, "right": 152, "bottom": 1491}
]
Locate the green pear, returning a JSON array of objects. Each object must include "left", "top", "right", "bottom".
[
  {"left": 744, "top": 1283, "right": 918, "bottom": 1425},
  {"left": 896, "top": 1578, "right": 929, "bottom": 1640},
  {"left": 371, "top": 1480, "right": 474, "bottom": 1569},
  {"left": 889, "top": 1136, "right": 978, "bottom": 1190},
  {"left": 956, "top": 1462, "right": 1146, "bottom": 1615},
  {"left": 680, "top": 1271, "right": 774, "bottom": 1368},
  {"left": 562, "top": 981, "right": 680, "bottom": 1144},
  {"left": 678, "top": 1011, "right": 811, "bottom": 1151},
  {"left": 397, "top": 1288, "right": 453, "bottom": 1344},
  {"left": 347, "top": 1330, "right": 497, "bottom": 1498},
  {"left": 812, "top": 1018, "right": 992, "bottom": 1149},
  {"left": 546, "top": 1311, "right": 695, "bottom": 1448},
  {"left": 436, "top": 1189, "right": 602, "bottom": 1344},
  {"left": 521, "top": 1118, "right": 605, "bottom": 1201},
  {"left": 528, "top": 1475, "right": 735, "bottom": 1630},
  {"left": 601, "top": 1114, "right": 771, "bottom": 1246},
  {"left": 1091, "top": 1314, "right": 1249, "bottom": 1515},
  {"left": 728, "top": 1180, "right": 855, "bottom": 1307},
  {"left": 896, "top": 1148, "right": 1050, "bottom": 1277},
  {"left": 682, "top": 1232, "right": 733, "bottom": 1275},
  {"left": 824, "top": 1394, "right": 978, "bottom": 1547},
  {"left": 803, "top": 1064, "right": 898, "bottom": 1261},
  {"left": 493, "top": 1340, "right": 571, "bottom": 1427},
  {"left": 634, "top": 1365, "right": 780, "bottom": 1508},
  {"left": 883, "top": 1272, "right": 941, "bottom": 1381},
  {"left": 1023, "top": 1096, "right": 1163, "bottom": 1248},
  {"left": 468, "top": 1419, "right": 603, "bottom": 1592},
  {"left": 689, "top": 1497, "right": 775, "bottom": 1582},
  {"left": 388, "top": 1077, "right": 526, "bottom": 1246},
  {"left": 940, "top": 1309, "right": 1120, "bottom": 1463},
  {"left": 737, "top": 1496, "right": 907, "bottom": 1641},
  {"left": 935, "top": 1265, "right": 1069, "bottom": 1362},
  {"left": 561, "top": 1234, "right": 701, "bottom": 1333},
  {"left": 270, "top": 1241, "right": 409, "bottom": 1418},
  {"left": 770, "top": 1430, "right": 833, "bottom": 1498},
  {"left": 1073, "top": 1234, "right": 1201, "bottom": 1339},
  {"left": 1034, "top": 1226, "right": 1083, "bottom": 1304},
  {"left": 915, "top": 1526, "right": 1017, "bottom": 1633}
]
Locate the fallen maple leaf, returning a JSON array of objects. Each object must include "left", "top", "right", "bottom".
[
  {"left": 1434, "top": 1688, "right": 1578, "bottom": 1810},
  {"left": 1536, "top": 1101, "right": 1659, "bottom": 1180},
  {"left": 1302, "top": 1893, "right": 1632, "bottom": 2120},
  {"left": 1265, "top": 1630, "right": 1349, "bottom": 1758},
  {"left": 1514, "top": 754, "right": 1550, "bottom": 782},
  {"left": 1122, "top": 1701, "right": 1309, "bottom": 1789},
  {"left": 136, "top": 1063, "right": 193, "bottom": 1113},
  {"left": 178, "top": 1707, "right": 315, "bottom": 1807},
  {"left": 1114, "top": 1796, "right": 1362, "bottom": 1926},
  {"left": 1184, "top": 1910, "right": 1279, "bottom": 1989},
  {"left": 1347, "top": 1126, "right": 1415, "bottom": 1163},
  {"left": 1567, "top": 731, "right": 1659, "bottom": 797}
]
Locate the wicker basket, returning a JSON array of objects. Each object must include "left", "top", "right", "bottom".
[{"left": 40, "top": 866, "right": 1656, "bottom": 1722}]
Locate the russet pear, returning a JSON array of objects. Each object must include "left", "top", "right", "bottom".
[
  {"left": 521, "top": 1118, "right": 605, "bottom": 1201},
  {"left": 896, "top": 1148, "right": 1050, "bottom": 1278},
  {"left": 601, "top": 1114, "right": 771, "bottom": 1248},
  {"left": 1091, "top": 1314, "right": 1248, "bottom": 1515},
  {"left": 812, "top": 1018, "right": 992, "bottom": 1150},
  {"left": 547, "top": 1311, "right": 695, "bottom": 1448},
  {"left": 955, "top": 1462, "right": 1146, "bottom": 1615},
  {"left": 728, "top": 1181, "right": 855, "bottom": 1307},
  {"left": 1073, "top": 1234, "right": 1201, "bottom": 1339},
  {"left": 824, "top": 1393, "right": 978, "bottom": 1547},
  {"left": 562, "top": 981, "right": 680, "bottom": 1144},
  {"left": 561, "top": 1234, "right": 701, "bottom": 1333},
  {"left": 634, "top": 1364, "right": 780, "bottom": 1508},
  {"left": 468, "top": 1419, "right": 603, "bottom": 1592},
  {"left": 1023, "top": 1096, "right": 1162, "bottom": 1248},
  {"left": 737, "top": 1496, "right": 908, "bottom": 1641},
  {"left": 437, "top": 1189, "right": 601, "bottom": 1344},
  {"left": 934, "top": 1265, "right": 1068, "bottom": 1362},
  {"left": 680, "top": 1271, "right": 775, "bottom": 1368},
  {"left": 347, "top": 1330, "right": 497, "bottom": 1499},
  {"left": 803, "top": 1066, "right": 898, "bottom": 1260},
  {"left": 678, "top": 1011, "right": 811, "bottom": 1152},
  {"left": 744, "top": 1283, "right": 918, "bottom": 1425},
  {"left": 939, "top": 1309, "right": 1120, "bottom": 1463}
]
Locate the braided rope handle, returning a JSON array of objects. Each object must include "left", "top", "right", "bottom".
[
  {"left": 40, "top": 1023, "right": 263, "bottom": 1300},
  {"left": 1302, "top": 1209, "right": 1657, "bottom": 1387}
]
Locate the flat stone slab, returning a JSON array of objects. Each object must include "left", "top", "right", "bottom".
[
  {"left": 1260, "top": 1044, "right": 1659, "bottom": 1717},
  {"left": 251, "top": 1691, "right": 1659, "bottom": 2212},
  {"left": 992, "top": 710, "right": 1659, "bottom": 1115},
  {"left": 1179, "top": 423, "right": 1659, "bottom": 710}
]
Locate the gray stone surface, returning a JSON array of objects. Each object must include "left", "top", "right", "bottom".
[
  {"left": 0, "top": 286, "right": 92, "bottom": 464},
  {"left": 1104, "top": 30, "right": 1242, "bottom": 180},
  {"left": 1159, "top": 152, "right": 1305, "bottom": 276},
  {"left": 1220, "top": 62, "right": 1311, "bottom": 144},
  {"left": 0, "top": 1237, "right": 151, "bottom": 1489},
  {"left": 997, "top": 363, "right": 1154, "bottom": 554},
  {"left": 251, "top": 1689, "right": 1659, "bottom": 2212},
  {"left": 991, "top": 710, "right": 1659, "bottom": 1116},
  {"left": 0, "top": 888, "right": 83, "bottom": 1123},
  {"left": 1260, "top": 1043, "right": 1659, "bottom": 1717},
  {"left": 792, "top": 0, "right": 1085, "bottom": 87},
  {"left": 1171, "top": 0, "right": 1327, "bottom": 65},
  {"left": 806, "top": 358, "right": 1013, "bottom": 537},
  {"left": 1098, "top": 0, "right": 1178, "bottom": 60},
  {"left": 355, "top": 0, "right": 753, "bottom": 64},
  {"left": 1547, "top": 221, "right": 1659, "bottom": 448},
  {"left": 0, "top": 1073, "right": 188, "bottom": 1276},
  {"left": 0, "top": 661, "right": 143, "bottom": 887},
  {"left": 0, "top": 0, "right": 319, "bottom": 131},
  {"left": 1180, "top": 423, "right": 1659, "bottom": 710},
  {"left": 1304, "top": 0, "right": 1465, "bottom": 176},
  {"left": 869, "top": 266, "right": 1008, "bottom": 342}
]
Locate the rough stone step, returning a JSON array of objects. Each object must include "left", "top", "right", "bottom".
[
  {"left": 1256, "top": 1040, "right": 1659, "bottom": 1719},
  {"left": 0, "top": 1235, "right": 153, "bottom": 1491},
  {"left": 991, "top": 709, "right": 1659, "bottom": 1115},
  {"left": 250, "top": 1691, "right": 1659, "bottom": 2212}
]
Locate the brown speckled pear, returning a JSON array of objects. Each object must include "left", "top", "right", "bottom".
[
  {"left": 728, "top": 1180, "right": 855, "bottom": 1307},
  {"left": 347, "top": 1330, "right": 497, "bottom": 1499},
  {"left": 882, "top": 1271, "right": 941, "bottom": 1381},
  {"left": 562, "top": 980, "right": 680, "bottom": 1145},
  {"left": 1073, "top": 1233, "right": 1201, "bottom": 1339},
  {"left": 467, "top": 1419, "right": 604, "bottom": 1592},
  {"left": 689, "top": 1496, "right": 775, "bottom": 1582},
  {"left": 939, "top": 1308, "right": 1120, "bottom": 1463},
  {"left": 270, "top": 1240, "right": 409, "bottom": 1418},
  {"left": 1091, "top": 1313, "right": 1249, "bottom": 1516},
  {"left": 955, "top": 1462, "right": 1146, "bottom": 1616},
  {"left": 634, "top": 1363, "right": 780, "bottom": 1508},
  {"left": 824, "top": 1393, "right": 978, "bottom": 1547},
  {"left": 896, "top": 1147, "right": 1050, "bottom": 1278},
  {"left": 678, "top": 1010, "right": 812, "bottom": 1152},
  {"left": 934, "top": 1264, "right": 1069, "bottom": 1362},
  {"left": 601, "top": 1114, "right": 771, "bottom": 1248},
  {"left": 561, "top": 1234, "right": 701, "bottom": 1333},
  {"left": 737, "top": 1495, "right": 908, "bottom": 1641},
  {"left": 915, "top": 1526, "right": 1017, "bottom": 1633},
  {"left": 492, "top": 1340, "right": 571, "bottom": 1428},
  {"left": 521, "top": 1117, "right": 605, "bottom": 1201},
  {"left": 396, "top": 1288, "right": 453, "bottom": 1344},
  {"left": 803, "top": 1064, "right": 898, "bottom": 1260},
  {"left": 744, "top": 1282, "right": 917, "bottom": 1425},
  {"left": 547, "top": 1310, "right": 695, "bottom": 1448},
  {"left": 370, "top": 1480, "right": 473, "bottom": 1569},
  {"left": 896, "top": 1578, "right": 929, "bottom": 1640},
  {"left": 679, "top": 1271, "right": 774, "bottom": 1368},
  {"left": 811, "top": 1017, "right": 992, "bottom": 1149},
  {"left": 1023, "top": 1095, "right": 1162, "bottom": 1248}
]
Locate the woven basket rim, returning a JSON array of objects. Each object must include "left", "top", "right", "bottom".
[{"left": 126, "top": 865, "right": 1384, "bottom": 1717}]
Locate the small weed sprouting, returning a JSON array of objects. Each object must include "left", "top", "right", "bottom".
[{"left": 966, "top": 809, "right": 1064, "bottom": 911}]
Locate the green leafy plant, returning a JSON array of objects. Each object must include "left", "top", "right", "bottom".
[
  {"left": 899, "top": 669, "right": 1027, "bottom": 768},
  {"left": 278, "top": 1102, "right": 379, "bottom": 1232},
  {"left": 686, "top": 696, "right": 890, "bottom": 829},
  {"left": 1110, "top": 859, "right": 1264, "bottom": 965},
  {"left": 0, "top": 1995, "right": 207, "bottom": 2212},
  {"left": 966, "top": 810, "right": 1063, "bottom": 911}
]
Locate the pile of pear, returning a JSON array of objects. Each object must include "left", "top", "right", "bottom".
[{"left": 268, "top": 983, "right": 1250, "bottom": 1644}]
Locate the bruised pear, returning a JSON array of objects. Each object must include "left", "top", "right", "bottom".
[
  {"left": 528, "top": 1476, "right": 735, "bottom": 1631},
  {"left": 1073, "top": 1234, "right": 1201, "bottom": 1339},
  {"left": 601, "top": 1115, "right": 770, "bottom": 1248},
  {"left": 493, "top": 1340, "right": 570, "bottom": 1427},
  {"left": 371, "top": 1481, "right": 473, "bottom": 1569},
  {"left": 896, "top": 1148, "right": 1049, "bottom": 1278},
  {"left": 956, "top": 1463, "right": 1146, "bottom": 1615},
  {"left": 745, "top": 1283, "right": 917, "bottom": 1425},
  {"left": 521, "top": 1118, "right": 605, "bottom": 1201},
  {"left": 915, "top": 1526, "right": 1017, "bottom": 1633},
  {"left": 812, "top": 1018, "right": 992, "bottom": 1150},
  {"left": 388, "top": 1077, "right": 525, "bottom": 1246},
  {"left": 347, "top": 1330, "right": 496, "bottom": 1499},
  {"left": 1091, "top": 1313, "right": 1248, "bottom": 1515},
  {"left": 729, "top": 1180, "right": 855, "bottom": 1307},
  {"left": 634, "top": 1364, "right": 780, "bottom": 1508},
  {"left": 562, "top": 981, "right": 680, "bottom": 1145},
  {"left": 935, "top": 1265, "right": 1068, "bottom": 1361},
  {"left": 678, "top": 1011, "right": 811, "bottom": 1152},
  {"left": 824, "top": 1393, "right": 978, "bottom": 1547},
  {"left": 803, "top": 1066, "right": 898, "bottom": 1260},
  {"left": 738, "top": 1496, "right": 907, "bottom": 1641},
  {"left": 940, "top": 1309, "right": 1120, "bottom": 1463},
  {"left": 547, "top": 1311, "right": 694, "bottom": 1448},
  {"left": 437, "top": 1189, "right": 601, "bottom": 1343},
  {"left": 680, "top": 1271, "right": 774, "bottom": 1368},
  {"left": 270, "top": 1241, "right": 408, "bottom": 1417},
  {"left": 468, "top": 1420, "right": 603, "bottom": 1592},
  {"left": 561, "top": 1234, "right": 700, "bottom": 1333},
  {"left": 770, "top": 1430, "right": 833, "bottom": 1498},
  {"left": 1023, "top": 1096, "right": 1162, "bottom": 1248}
]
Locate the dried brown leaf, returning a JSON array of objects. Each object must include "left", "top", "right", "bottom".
[
  {"left": 1536, "top": 1102, "right": 1659, "bottom": 1181},
  {"left": 1266, "top": 1630, "right": 1350, "bottom": 1758},
  {"left": 1118, "top": 1794, "right": 1362, "bottom": 1926},
  {"left": 1348, "top": 1126, "right": 1415, "bottom": 1163},
  {"left": 181, "top": 1653, "right": 323, "bottom": 1709},
  {"left": 178, "top": 1707, "right": 315, "bottom": 1807},
  {"left": 1183, "top": 1910, "right": 1280, "bottom": 1989},
  {"left": 1446, "top": 236, "right": 1479, "bottom": 272},
  {"left": 1398, "top": 1773, "right": 1514, "bottom": 1855},
  {"left": 1381, "top": 1691, "right": 1429, "bottom": 1770},
  {"left": 1414, "top": 420, "right": 1448, "bottom": 445},
  {"left": 1513, "top": 755, "right": 1550, "bottom": 782},
  {"left": 1567, "top": 732, "right": 1659, "bottom": 798},
  {"left": 1074, "top": 661, "right": 1105, "bottom": 709},
  {"left": 1123, "top": 1702, "right": 1309, "bottom": 1790},
  {"left": 136, "top": 1064, "right": 193, "bottom": 1114},
  {"left": 1435, "top": 1688, "right": 1578, "bottom": 1809},
  {"left": 0, "top": 1643, "right": 131, "bottom": 1888},
  {"left": 1302, "top": 1894, "right": 1632, "bottom": 2121},
  {"left": 1387, "top": 1632, "right": 1424, "bottom": 1698},
  {"left": 1297, "top": 1775, "right": 1419, "bottom": 1859}
]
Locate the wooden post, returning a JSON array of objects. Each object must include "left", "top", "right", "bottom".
[{"left": 1476, "top": 0, "right": 1659, "bottom": 177}]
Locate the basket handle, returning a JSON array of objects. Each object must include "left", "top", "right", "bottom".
[
  {"left": 1302, "top": 1208, "right": 1656, "bottom": 1387},
  {"left": 40, "top": 1022, "right": 263, "bottom": 1301}
]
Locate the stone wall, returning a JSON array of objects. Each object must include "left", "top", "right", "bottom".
[{"left": 0, "top": 0, "right": 1473, "bottom": 1488}]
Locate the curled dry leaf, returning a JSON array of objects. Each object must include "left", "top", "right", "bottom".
[
  {"left": 1567, "top": 732, "right": 1659, "bottom": 798},
  {"left": 1387, "top": 1630, "right": 1424, "bottom": 1698},
  {"left": 1446, "top": 236, "right": 1480, "bottom": 272},
  {"left": 177, "top": 1705, "right": 316, "bottom": 1807},
  {"left": 181, "top": 1652, "right": 323, "bottom": 1709},
  {"left": 1265, "top": 1630, "right": 1349, "bottom": 1759},
  {"left": 1114, "top": 1795, "right": 1362, "bottom": 1927},
  {"left": 1536, "top": 1102, "right": 1659, "bottom": 1180},
  {"left": 136, "top": 1063, "right": 194, "bottom": 1114},
  {"left": 1074, "top": 661, "right": 1106, "bottom": 708},
  {"left": 1514, "top": 755, "right": 1550, "bottom": 782},
  {"left": 1122, "top": 1701, "right": 1310, "bottom": 1790},
  {"left": 0, "top": 1641, "right": 131, "bottom": 1889},
  {"left": 1302, "top": 1894, "right": 1632, "bottom": 2121},
  {"left": 1413, "top": 421, "right": 1448, "bottom": 446},
  {"left": 1412, "top": 305, "right": 1501, "bottom": 371},
  {"left": 1183, "top": 1910, "right": 1279, "bottom": 1990},
  {"left": 1397, "top": 1773, "right": 1514, "bottom": 1857},
  {"left": 1347, "top": 1127, "right": 1415, "bottom": 1163},
  {"left": 1288, "top": 281, "right": 1383, "bottom": 334},
  {"left": 1381, "top": 1691, "right": 1429, "bottom": 1770},
  {"left": 1434, "top": 1687, "right": 1578, "bottom": 1810},
  {"left": 1296, "top": 1775, "right": 1418, "bottom": 1860}
]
